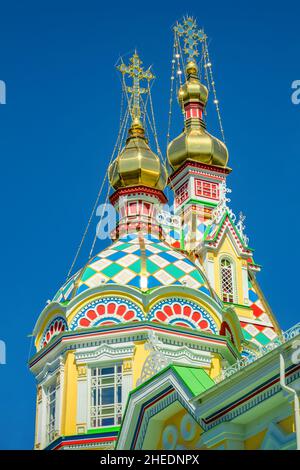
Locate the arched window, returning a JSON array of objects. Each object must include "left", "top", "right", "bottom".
[{"left": 220, "top": 258, "right": 235, "bottom": 303}]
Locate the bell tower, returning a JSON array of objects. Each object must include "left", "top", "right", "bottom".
[
  {"left": 167, "top": 17, "right": 280, "bottom": 349},
  {"left": 167, "top": 17, "right": 230, "bottom": 254}
]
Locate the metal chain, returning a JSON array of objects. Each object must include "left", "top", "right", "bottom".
[
  {"left": 66, "top": 89, "right": 129, "bottom": 279},
  {"left": 88, "top": 103, "right": 130, "bottom": 260},
  {"left": 175, "top": 30, "right": 186, "bottom": 83},
  {"left": 166, "top": 36, "right": 176, "bottom": 151},
  {"left": 174, "top": 32, "right": 184, "bottom": 88},
  {"left": 147, "top": 81, "right": 163, "bottom": 159},
  {"left": 203, "top": 38, "right": 226, "bottom": 142}
]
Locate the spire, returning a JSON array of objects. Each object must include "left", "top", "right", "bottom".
[
  {"left": 168, "top": 17, "right": 229, "bottom": 170},
  {"left": 109, "top": 52, "right": 167, "bottom": 191}
]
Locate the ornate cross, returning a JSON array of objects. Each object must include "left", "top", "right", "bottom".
[
  {"left": 117, "top": 52, "right": 154, "bottom": 120},
  {"left": 174, "top": 16, "right": 206, "bottom": 62}
]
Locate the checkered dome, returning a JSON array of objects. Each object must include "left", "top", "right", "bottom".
[{"left": 53, "top": 234, "right": 217, "bottom": 303}]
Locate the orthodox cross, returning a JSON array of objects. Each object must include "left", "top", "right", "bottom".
[
  {"left": 174, "top": 16, "right": 206, "bottom": 62},
  {"left": 117, "top": 52, "right": 154, "bottom": 121}
]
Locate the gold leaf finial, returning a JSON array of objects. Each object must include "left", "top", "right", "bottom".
[{"left": 117, "top": 52, "right": 155, "bottom": 121}]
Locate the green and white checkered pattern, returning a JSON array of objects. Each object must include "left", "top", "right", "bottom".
[{"left": 53, "top": 234, "right": 215, "bottom": 302}]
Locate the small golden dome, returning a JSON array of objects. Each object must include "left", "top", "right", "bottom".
[
  {"left": 167, "top": 127, "right": 228, "bottom": 170},
  {"left": 109, "top": 118, "right": 167, "bottom": 191},
  {"left": 179, "top": 61, "right": 208, "bottom": 106},
  {"left": 168, "top": 61, "right": 229, "bottom": 171}
]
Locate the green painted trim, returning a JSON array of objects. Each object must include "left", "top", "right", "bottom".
[
  {"left": 87, "top": 426, "right": 120, "bottom": 435},
  {"left": 117, "top": 364, "right": 215, "bottom": 446},
  {"left": 180, "top": 228, "right": 185, "bottom": 250},
  {"left": 172, "top": 365, "right": 214, "bottom": 396},
  {"left": 205, "top": 211, "right": 254, "bottom": 252},
  {"left": 203, "top": 224, "right": 212, "bottom": 239},
  {"left": 249, "top": 262, "right": 262, "bottom": 268},
  {"left": 223, "top": 301, "right": 252, "bottom": 310},
  {"left": 181, "top": 198, "right": 218, "bottom": 208},
  {"left": 127, "top": 364, "right": 215, "bottom": 400}
]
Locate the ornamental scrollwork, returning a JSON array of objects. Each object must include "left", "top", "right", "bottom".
[{"left": 136, "top": 331, "right": 171, "bottom": 386}]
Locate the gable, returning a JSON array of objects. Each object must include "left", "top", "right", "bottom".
[{"left": 117, "top": 365, "right": 214, "bottom": 450}]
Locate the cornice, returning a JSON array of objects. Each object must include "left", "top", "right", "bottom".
[
  {"left": 169, "top": 160, "right": 231, "bottom": 185},
  {"left": 29, "top": 321, "right": 238, "bottom": 375},
  {"left": 110, "top": 186, "right": 167, "bottom": 205}
]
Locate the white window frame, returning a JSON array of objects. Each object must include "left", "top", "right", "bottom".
[
  {"left": 46, "top": 380, "right": 57, "bottom": 444},
  {"left": 88, "top": 363, "right": 123, "bottom": 429},
  {"left": 220, "top": 256, "right": 237, "bottom": 303}
]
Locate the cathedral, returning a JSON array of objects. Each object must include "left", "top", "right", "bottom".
[{"left": 29, "top": 17, "right": 300, "bottom": 450}]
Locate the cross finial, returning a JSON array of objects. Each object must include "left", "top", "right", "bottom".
[
  {"left": 174, "top": 16, "right": 206, "bottom": 62},
  {"left": 117, "top": 52, "right": 155, "bottom": 121}
]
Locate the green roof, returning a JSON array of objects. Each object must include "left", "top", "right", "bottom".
[{"left": 172, "top": 365, "right": 215, "bottom": 396}]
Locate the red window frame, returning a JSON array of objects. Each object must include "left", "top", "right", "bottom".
[
  {"left": 142, "top": 202, "right": 152, "bottom": 216},
  {"left": 175, "top": 182, "right": 189, "bottom": 206},
  {"left": 128, "top": 202, "right": 138, "bottom": 215},
  {"left": 194, "top": 179, "right": 219, "bottom": 200}
]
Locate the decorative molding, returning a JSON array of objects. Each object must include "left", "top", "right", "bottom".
[
  {"left": 30, "top": 322, "right": 238, "bottom": 373},
  {"left": 148, "top": 298, "right": 218, "bottom": 334},
  {"left": 59, "top": 441, "right": 115, "bottom": 450},
  {"left": 169, "top": 160, "right": 231, "bottom": 185},
  {"left": 137, "top": 331, "right": 171, "bottom": 386},
  {"left": 40, "top": 316, "right": 68, "bottom": 350},
  {"left": 260, "top": 422, "right": 295, "bottom": 450},
  {"left": 77, "top": 365, "right": 87, "bottom": 378},
  {"left": 75, "top": 343, "right": 135, "bottom": 364},
  {"left": 56, "top": 372, "right": 60, "bottom": 386},
  {"left": 203, "top": 366, "right": 300, "bottom": 430},
  {"left": 123, "top": 359, "right": 133, "bottom": 372},
  {"left": 69, "top": 297, "right": 144, "bottom": 331},
  {"left": 36, "top": 357, "right": 61, "bottom": 384},
  {"left": 76, "top": 424, "right": 87, "bottom": 434},
  {"left": 37, "top": 386, "right": 42, "bottom": 403},
  {"left": 110, "top": 186, "right": 167, "bottom": 205},
  {"left": 160, "top": 345, "right": 211, "bottom": 366},
  {"left": 156, "top": 211, "right": 181, "bottom": 228}
]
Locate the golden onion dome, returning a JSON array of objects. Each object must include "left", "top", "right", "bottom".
[
  {"left": 109, "top": 118, "right": 167, "bottom": 191},
  {"left": 168, "top": 61, "right": 229, "bottom": 171},
  {"left": 178, "top": 61, "right": 208, "bottom": 106}
]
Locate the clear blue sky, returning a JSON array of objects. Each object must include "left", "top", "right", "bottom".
[{"left": 0, "top": 0, "right": 299, "bottom": 449}]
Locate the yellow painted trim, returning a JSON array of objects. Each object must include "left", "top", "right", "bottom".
[
  {"left": 132, "top": 340, "right": 149, "bottom": 388},
  {"left": 208, "top": 354, "right": 222, "bottom": 380},
  {"left": 35, "top": 307, "right": 65, "bottom": 349},
  {"left": 278, "top": 414, "right": 295, "bottom": 434},
  {"left": 213, "top": 237, "right": 246, "bottom": 307},
  {"left": 245, "top": 429, "right": 267, "bottom": 450},
  {"left": 61, "top": 351, "right": 78, "bottom": 436},
  {"left": 233, "top": 305, "right": 254, "bottom": 319}
]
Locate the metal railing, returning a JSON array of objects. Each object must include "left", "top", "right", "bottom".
[{"left": 215, "top": 322, "right": 300, "bottom": 383}]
